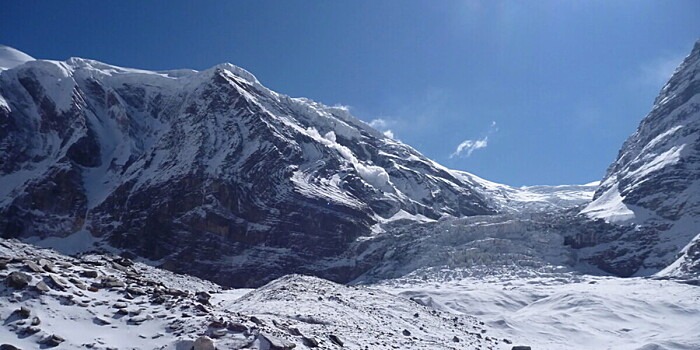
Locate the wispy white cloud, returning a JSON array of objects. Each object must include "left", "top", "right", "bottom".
[
  {"left": 369, "top": 118, "right": 389, "bottom": 129},
  {"left": 368, "top": 118, "right": 398, "bottom": 139},
  {"left": 450, "top": 137, "right": 488, "bottom": 158},
  {"left": 449, "top": 121, "right": 498, "bottom": 158}
]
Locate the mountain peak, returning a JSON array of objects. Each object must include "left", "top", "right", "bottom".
[{"left": 0, "top": 45, "right": 35, "bottom": 71}]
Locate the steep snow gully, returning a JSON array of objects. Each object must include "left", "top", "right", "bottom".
[{"left": 0, "top": 40, "right": 700, "bottom": 349}]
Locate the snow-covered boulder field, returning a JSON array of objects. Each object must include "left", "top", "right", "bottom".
[{"left": 0, "top": 239, "right": 501, "bottom": 349}]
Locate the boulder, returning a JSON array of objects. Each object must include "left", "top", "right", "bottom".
[
  {"left": 128, "top": 315, "right": 149, "bottom": 325},
  {"left": 512, "top": 346, "right": 532, "bottom": 350},
  {"left": 81, "top": 269, "right": 99, "bottom": 278},
  {"left": 10, "top": 306, "right": 31, "bottom": 319},
  {"left": 329, "top": 334, "right": 344, "bottom": 347},
  {"left": 192, "top": 336, "right": 215, "bottom": 350},
  {"left": 302, "top": 336, "right": 319, "bottom": 347},
  {"left": 0, "top": 258, "right": 10, "bottom": 270},
  {"left": 41, "top": 334, "right": 64, "bottom": 347},
  {"left": 68, "top": 278, "right": 87, "bottom": 290},
  {"left": 259, "top": 333, "right": 296, "bottom": 350},
  {"left": 196, "top": 291, "right": 212, "bottom": 305},
  {"left": 38, "top": 259, "right": 55, "bottom": 273},
  {"left": 208, "top": 328, "right": 227, "bottom": 338},
  {"left": 226, "top": 322, "right": 247, "bottom": 333},
  {"left": 112, "top": 302, "right": 128, "bottom": 309},
  {"left": 35, "top": 281, "right": 50, "bottom": 293},
  {"left": 48, "top": 274, "right": 68, "bottom": 290},
  {"left": 21, "top": 326, "right": 40, "bottom": 335},
  {"left": 93, "top": 316, "right": 111, "bottom": 326},
  {"left": 24, "top": 260, "right": 42, "bottom": 273},
  {"left": 6, "top": 271, "right": 31, "bottom": 288}
]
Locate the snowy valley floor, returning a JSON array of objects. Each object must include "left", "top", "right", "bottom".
[{"left": 376, "top": 271, "right": 700, "bottom": 350}]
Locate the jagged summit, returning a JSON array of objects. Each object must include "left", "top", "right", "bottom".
[{"left": 578, "top": 38, "right": 700, "bottom": 278}]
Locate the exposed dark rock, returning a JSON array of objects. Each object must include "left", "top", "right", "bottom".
[
  {"left": 287, "top": 327, "right": 302, "bottom": 336},
  {"left": 227, "top": 322, "right": 248, "bottom": 333},
  {"left": 12, "top": 306, "right": 31, "bottom": 319},
  {"left": 6, "top": 271, "right": 31, "bottom": 288},
  {"left": 81, "top": 270, "right": 99, "bottom": 278},
  {"left": 126, "top": 286, "right": 146, "bottom": 295},
  {"left": 195, "top": 291, "right": 211, "bottom": 305},
  {"left": 24, "top": 260, "right": 42, "bottom": 273},
  {"left": 68, "top": 277, "right": 87, "bottom": 290},
  {"left": 38, "top": 259, "right": 55, "bottom": 273},
  {"left": 259, "top": 333, "right": 296, "bottom": 350},
  {"left": 40, "top": 334, "right": 65, "bottom": 347},
  {"left": 101, "top": 276, "right": 126, "bottom": 288},
  {"left": 208, "top": 328, "right": 227, "bottom": 338},
  {"left": 302, "top": 336, "right": 319, "bottom": 347},
  {"left": 194, "top": 304, "right": 209, "bottom": 314},
  {"left": 20, "top": 326, "right": 40, "bottom": 335},
  {"left": 0, "top": 258, "right": 10, "bottom": 270},
  {"left": 208, "top": 319, "right": 225, "bottom": 329},
  {"left": 249, "top": 316, "right": 264, "bottom": 325},
  {"left": 328, "top": 334, "right": 344, "bottom": 347}
]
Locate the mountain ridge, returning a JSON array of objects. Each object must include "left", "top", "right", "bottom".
[
  {"left": 0, "top": 46, "right": 500, "bottom": 287},
  {"left": 577, "top": 39, "right": 700, "bottom": 278}
]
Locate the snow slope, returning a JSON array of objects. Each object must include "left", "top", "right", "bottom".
[
  {"left": 377, "top": 271, "right": 700, "bottom": 350},
  {"left": 0, "top": 45, "right": 34, "bottom": 71}
]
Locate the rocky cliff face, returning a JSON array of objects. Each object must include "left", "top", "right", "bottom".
[
  {"left": 0, "top": 49, "right": 493, "bottom": 287},
  {"left": 579, "top": 40, "right": 700, "bottom": 278}
]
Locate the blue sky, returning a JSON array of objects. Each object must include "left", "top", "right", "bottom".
[{"left": 2, "top": 1, "right": 698, "bottom": 186}]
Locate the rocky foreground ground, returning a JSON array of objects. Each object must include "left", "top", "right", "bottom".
[{"left": 0, "top": 239, "right": 507, "bottom": 349}]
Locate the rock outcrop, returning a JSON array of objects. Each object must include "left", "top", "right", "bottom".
[{"left": 579, "top": 39, "right": 700, "bottom": 277}]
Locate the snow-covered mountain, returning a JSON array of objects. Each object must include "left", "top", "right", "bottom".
[
  {"left": 0, "top": 46, "right": 503, "bottom": 287},
  {"left": 577, "top": 39, "right": 700, "bottom": 278},
  {"left": 2, "top": 41, "right": 700, "bottom": 350},
  {"left": 0, "top": 45, "right": 34, "bottom": 71}
]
